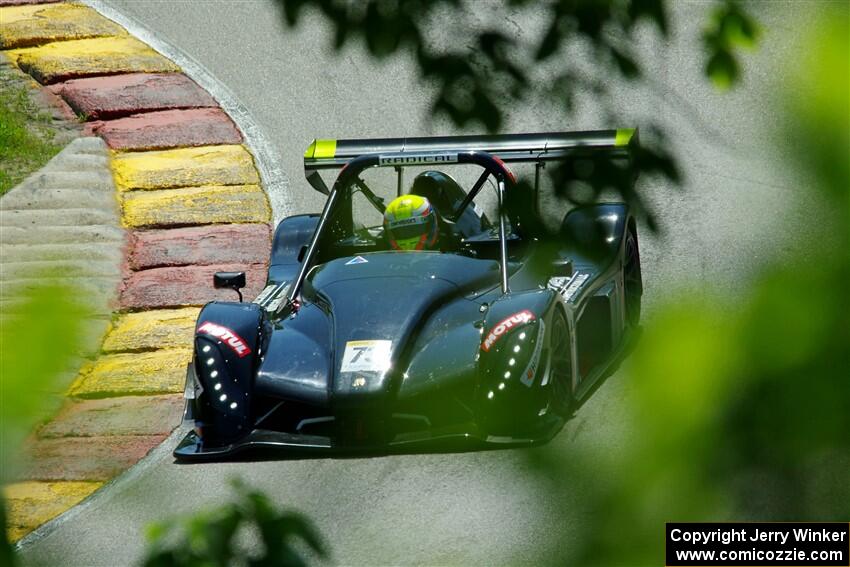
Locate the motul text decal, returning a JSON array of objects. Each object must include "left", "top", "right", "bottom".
[
  {"left": 481, "top": 310, "right": 535, "bottom": 352},
  {"left": 197, "top": 321, "right": 252, "bottom": 358}
]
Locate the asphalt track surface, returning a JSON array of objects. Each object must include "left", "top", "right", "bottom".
[{"left": 21, "top": 2, "right": 832, "bottom": 565}]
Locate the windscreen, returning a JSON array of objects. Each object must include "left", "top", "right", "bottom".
[{"left": 316, "top": 164, "right": 505, "bottom": 263}]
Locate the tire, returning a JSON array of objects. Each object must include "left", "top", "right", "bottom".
[
  {"left": 623, "top": 227, "right": 642, "bottom": 328},
  {"left": 548, "top": 309, "right": 574, "bottom": 416}
]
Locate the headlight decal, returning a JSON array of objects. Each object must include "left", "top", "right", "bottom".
[
  {"left": 197, "top": 321, "right": 252, "bottom": 358},
  {"left": 481, "top": 309, "right": 535, "bottom": 352}
]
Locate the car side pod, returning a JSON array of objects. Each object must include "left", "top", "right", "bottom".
[
  {"left": 189, "top": 301, "right": 266, "bottom": 449},
  {"left": 476, "top": 292, "right": 554, "bottom": 435},
  {"left": 560, "top": 203, "right": 631, "bottom": 269}
]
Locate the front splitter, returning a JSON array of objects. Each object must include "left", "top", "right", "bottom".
[{"left": 172, "top": 423, "right": 553, "bottom": 462}]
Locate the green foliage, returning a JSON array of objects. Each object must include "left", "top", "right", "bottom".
[
  {"left": 278, "top": 0, "right": 689, "bottom": 131},
  {"left": 0, "top": 500, "right": 13, "bottom": 567},
  {"left": 0, "top": 69, "right": 62, "bottom": 196},
  {"left": 141, "top": 479, "right": 328, "bottom": 567},
  {"left": 527, "top": 8, "right": 849, "bottom": 566},
  {"left": 0, "top": 281, "right": 89, "bottom": 565},
  {"left": 276, "top": 0, "right": 758, "bottom": 231},
  {"left": 0, "top": 283, "right": 87, "bottom": 482},
  {"left": 703, "top": 1, "right": 759, "bottom": 90}
]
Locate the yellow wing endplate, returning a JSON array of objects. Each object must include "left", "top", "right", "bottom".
[
  {"left": 304, "top": 139, "right": 337, "bottom": 159},
  {"left": 614, "top": 128, "right": 636, "bottom": 147}
]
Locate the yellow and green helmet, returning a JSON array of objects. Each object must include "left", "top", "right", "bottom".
[{"left": 383, "top": 194, "right": 439, "bottom": 251}]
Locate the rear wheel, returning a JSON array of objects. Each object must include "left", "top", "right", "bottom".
[
  {"left": 548, "top": 309, "right": 574, "bottom": 416},
  {"left": 624, "top": 228, "right": 642, "bottom": 327}
]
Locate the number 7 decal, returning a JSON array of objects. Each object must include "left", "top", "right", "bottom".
[{"left": 341, "top": 340, "right": 392, "bottom": 372}]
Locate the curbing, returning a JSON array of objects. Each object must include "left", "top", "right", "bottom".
[
  {"left": 80, "top": 0, "right": 292, "bottom": 221},
  {"left": 92, "top": 107, "right": 243, "bottom": 151},
  {"left": 0, "top": 3, "right": 125, "bottom": 49},
  {"left": 9, "top": 36, "right": 181, "bottom": 84},
  {"left": 121, "top": 184, "right": 270, "bottom": 229},
  {"left": 111, "top": 144, "right": 260, "bottom": 191},
  {"left": 50, "top": 73, "right": 220, "bottom": 119},
  {"left": 4, "top": 481, "right": 103, "bottom": 543},
  {"left": 0, "top": 0, "right": 278, "bottom": 541}
]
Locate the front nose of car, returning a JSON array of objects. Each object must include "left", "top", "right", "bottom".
[
  {"left": 334, "top": 412, "right": 391, "bottom": 447},
  {"left": 321, "top": 276, "right": 458, "bottom": 407},
  {"left": 333, "top": 369, "right": 394, "bottom": 408}
]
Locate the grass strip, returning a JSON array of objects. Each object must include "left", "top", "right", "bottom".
[{"left": 0, "top": 65, "right": 63, "bottom": 196}]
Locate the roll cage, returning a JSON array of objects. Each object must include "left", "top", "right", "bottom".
[{"left": 288, "top": 130, "right": 639, "bottom": 308}]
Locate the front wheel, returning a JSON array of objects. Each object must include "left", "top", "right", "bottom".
[
  {"left": 623, "top": 228, "right": 642, "bottom": 328},
  {"left": 548, "top": 309, "right": 574, "bottom": 417}
]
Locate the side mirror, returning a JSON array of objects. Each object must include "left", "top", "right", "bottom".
[
  {"left": 551, "top": 258, "right": 573, "bottom": 277},
  {"left": 214, "top": 271, "right": 246, "bottom": 302},
  {"left": 297, "top": 245, "right": 308, "bottom": 263}
]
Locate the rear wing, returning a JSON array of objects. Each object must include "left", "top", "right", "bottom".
[{"left": 303, "top": 129, "right": 638, "bottom": 194}]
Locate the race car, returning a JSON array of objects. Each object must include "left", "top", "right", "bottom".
[{"left": 174, "top": 129, "right": 643, "bottom": 460}]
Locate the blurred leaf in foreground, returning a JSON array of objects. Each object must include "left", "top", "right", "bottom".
[
  {"left": 529, "top": 6, "right": 848, "bottom": 566},
  {"left": 0, "top": 283, "right": 87, "bottom": 481},
  {"left": 703, "top": 1, "right": 760, "bottom": 90},
  {"left": 142, "top": 478, "right": 328, "bottom": 567},
  {"left": 1, "top": 281, "right": 88, "bottom": 564}
]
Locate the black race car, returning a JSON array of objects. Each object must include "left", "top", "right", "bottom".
[{"left": 174, "top": 130, "right": 643, "bottom": 460}]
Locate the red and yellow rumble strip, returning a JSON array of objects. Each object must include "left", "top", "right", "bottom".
[{"left": 0, "top": 0, "right": 272, "bottom": 540}]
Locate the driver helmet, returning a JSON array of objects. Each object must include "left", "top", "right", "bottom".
[{"left": 383, "top": 194, "right": 439, "bottom": 251}]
